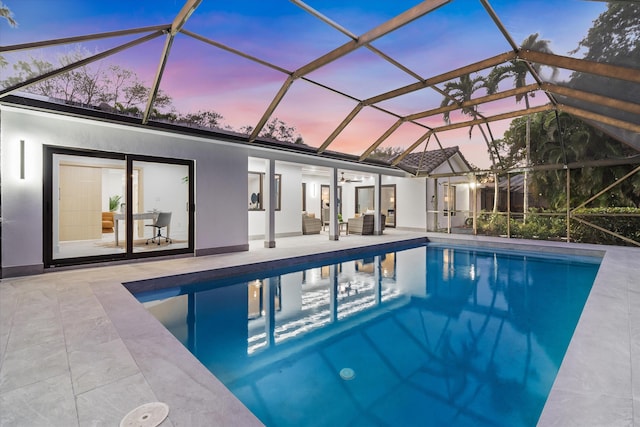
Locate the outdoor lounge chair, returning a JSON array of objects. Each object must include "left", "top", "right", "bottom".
[
  {"left": 347, "top": 213, "right": 385, "bottom": 235},
  {"left": 302, "top": 213, "right": 322, "bottom": 234}
]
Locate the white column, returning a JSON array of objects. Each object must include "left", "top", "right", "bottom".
[
  {"left": 374, "top": 173, "right": 382, "bottom": 235},
  {"left": 329, "top": 168, "right": 339, "bottom": 240},
  {"left": 264, "top": 159, "right": 276, "bottom": 248}
]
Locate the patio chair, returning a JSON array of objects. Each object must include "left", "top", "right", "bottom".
[
  {"left": 302, "top": 213, "right": 322, "bottom": 234},
  {"left": 347, "top": 213, "right": 385, "bottom": 235}
]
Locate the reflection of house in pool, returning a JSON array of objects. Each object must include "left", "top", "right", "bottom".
[{"left": 248, "top": 254, "right": 403, "bottom": 355}]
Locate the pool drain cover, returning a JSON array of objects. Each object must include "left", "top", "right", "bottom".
[
  {"left": 340, "top": 368, "right": 355, "bottom": 380},
  {"left": 120, "top": 402, "right": 169, "bottom": 427}
]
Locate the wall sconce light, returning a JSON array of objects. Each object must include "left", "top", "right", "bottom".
[
  {"left": 20, "top": 139, "right": 25, "bottom": 180},
  {"left": 311, "top": 182, "right": 317, "bottom": 197}
]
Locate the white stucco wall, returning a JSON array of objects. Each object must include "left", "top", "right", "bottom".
[
  {"left": 425, "top": 153, "right": 473, "bottom": 230},
  {"left": 301, "top": 175, "right": 328, "bottom": 219},
  {"left": 0, "top": 101, "right": 416, "bottom": 275},
  {"left": 248, "top": 159, "right": 303, "bottom": 239},
  {"left": 383, "top": 176, "right": 427, "bottom": 230},
  {"left": 1, "top": 107, "right": 248, "bottom": 271}
]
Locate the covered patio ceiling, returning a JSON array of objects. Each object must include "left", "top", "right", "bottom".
[{"left": 1, "top": 0, "right": 638, "bottom": 171}]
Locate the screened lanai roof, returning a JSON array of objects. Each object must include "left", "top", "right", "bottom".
[{"left": 1, "top": 0, "right": 638, "bottom": 171}]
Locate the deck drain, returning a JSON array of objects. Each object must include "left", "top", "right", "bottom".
[
  {"left": 120, "top": 402, "right": 169, "bottom": 427},
  {"left": 340, "top": 367, "right": 355, "bottom": 380}
]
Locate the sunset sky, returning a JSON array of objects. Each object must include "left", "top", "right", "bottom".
[{"left": 1, "top": 0, "right": 608, "bottom": 168}]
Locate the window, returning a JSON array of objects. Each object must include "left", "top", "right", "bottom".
[
  {"left": 248, "top": 172, "right": 281, "bottom": 211},
  {"left": 301, "top": 183, "right": 306, "bottom": 211},
  {"left": 444, "top": 184, "right": 456, "bottom": 216}
]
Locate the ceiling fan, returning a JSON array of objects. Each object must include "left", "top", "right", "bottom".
[{"left": 340, "top": 172, "right": 362, "bottom": 183}]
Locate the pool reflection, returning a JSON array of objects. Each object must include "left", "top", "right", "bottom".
[{"left": 141, "top": 245, "right": 598, "bottom": 427}]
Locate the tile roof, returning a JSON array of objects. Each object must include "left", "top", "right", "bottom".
[{"left": 395, "top": 146, "right": 472, "bottom": 175}]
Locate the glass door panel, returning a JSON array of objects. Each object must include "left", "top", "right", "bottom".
[
  {"left": 52, "top": 153, "right": 126, "bottom": 260},
  {"left": 381, "top": 185, "right": 396, "bottom": 227},
  {"left": 131, "top": 160, "right": 190, "bottom": 253},
  {"left": 355, "top": 186, "right": 374, "bottom": 214}
]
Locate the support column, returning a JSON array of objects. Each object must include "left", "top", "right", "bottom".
[
  {"left": 264, "top": 159, "right": 276, "bottom": 248},
  {"left": 329, "top": 168, "right": 339, "bottom": 240},
  {"left": 472, "top": 174, "right": 477, "bottom": 235},
  {"left": 566, "top": 168, "right": 571, "bottom": 242},
  {"left": 507, "top": 174, "right": 511, "bottom": 238},
  {"left": 374, "top": 173, "right": 382, "bottom": 235},
  {"left": 433, "top": 178, "right": 439, "bottom": 231},
  {"left": 446, "top": 177, "right": 451, "bottom": 234}
]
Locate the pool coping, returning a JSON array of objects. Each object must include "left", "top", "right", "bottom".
[{"left": 1, "top": 232, "right": 638, "bottom": 425}]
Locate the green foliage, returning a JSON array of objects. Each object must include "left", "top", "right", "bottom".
[
  {"left": 571, "top": 3, "right": 640, "bottom": 67},
  {"left": 0, "top": 16, "right": 306, "bottom": 145},
  {"left": 498, "top": 110, "right": 640, "bottom": 209},
  {"left": 0, "top": 2, "right": 17, "bottom": 68},
  {"left": 571, "top": 207, "right": 640, "bottom": 246},
  {"left": 369, "top": 146, "right": 404, "bottom": 161},
  {"left": 475, "top": 208, "right": 640, "bottom": 246},
  {"left": 476, "top": 212, "right": 509, "bottom": 236},
  {"left": 0, "top": 52, "right": 175, "bottom": 117},
  {"left": 178, "top": 110, "right": 224, "bottom": 129},
  {"left": 440, "top": 73, "right": 487, "bottom": 126},
  {"left": 108, "top": 195, "right": 122, "bottom": 212},
  {"left": 0, "top": 1, "right": 17, "bottom": 27},
  {"left": 513, "top": 213, "right": 566, "bottom": 240},
  {"left": 260, "top": 117, "right": 301, "bottom": 143},
  {"left": 476, "top": 210, "right": 567, "bottom": 240}
]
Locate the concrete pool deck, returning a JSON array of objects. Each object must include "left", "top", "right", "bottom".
[{"left": 0, "top": 231, "right": 638, "bottom": 426}]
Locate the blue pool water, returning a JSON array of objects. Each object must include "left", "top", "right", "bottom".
[{"left": 138, "top": 244, "right": 600, "bottom": 427}]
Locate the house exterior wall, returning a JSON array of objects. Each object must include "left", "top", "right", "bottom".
[
  {"left": 425, "top": 153, "right": 473, "bottom": 230},
  {"left": 301, "top": 175, "right": 326, "bottom": 219},
  {"left": 383, "top": 176, "right": 427, "bottom": 231},
  {"left": 1, "top": 107, "right": 248, "bottom": 274},
  {"left": 248, "top": 159, "right": 303, "bottom": 239},
  {"left": 1, "top": 102, "right": 468, "bottom": 276}
]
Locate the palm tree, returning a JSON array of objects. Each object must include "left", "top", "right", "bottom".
[
  {"left": 0, "top": 2, "right": 17, "bottom": 68},
  {"left": 441, "top": 73, "right": 503, "bottom": 212},
  {"left": 0, "top": 1, "right": 17, "bottom": 27},
  {"left": 486, "top": 33, "right": 558, "bottom": 219}
]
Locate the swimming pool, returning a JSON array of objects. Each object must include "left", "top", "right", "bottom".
[{"left": 138, "top": 243, "right": 600, "bottom": 426}]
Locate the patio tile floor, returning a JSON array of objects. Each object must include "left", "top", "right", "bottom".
[{"left": 1, "top": 230, "right": 638, "bottom": 426}]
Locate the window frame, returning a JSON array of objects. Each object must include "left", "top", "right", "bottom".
[{"left": 248, "top": 172, "right": 281, "bottom": 211}]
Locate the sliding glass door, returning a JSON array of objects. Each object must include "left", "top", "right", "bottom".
[{"left": 44, "top": 147, "right": 193, "bottom": 267}]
